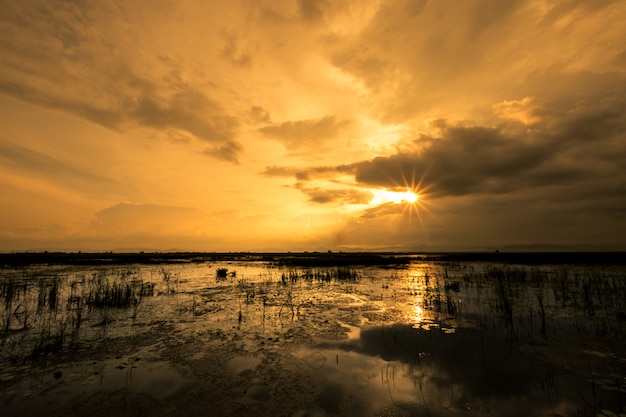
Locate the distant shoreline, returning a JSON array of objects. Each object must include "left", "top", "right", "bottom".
[{"left": 1, "top": 251, "right": 624, "bottom": 266}]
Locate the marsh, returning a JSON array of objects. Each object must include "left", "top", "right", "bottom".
[{"left": 1, "top": 253, "right": 624, "bottom": 416}]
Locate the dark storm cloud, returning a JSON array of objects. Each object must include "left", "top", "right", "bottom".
[
  {"left": 265, "top": 67, "right": 626, "bottom": 204},
  {"left": 357, "top": 118, "right": 622, "bottom": 198},
  {"left": 258, "top": 115, "right": 349, "bottom": 150},
  {"left": 353, "top": 124, "right": 558, "bottom": 196},
  {"left": 266, "top": 122, "right": 558, "bottom": 198}
]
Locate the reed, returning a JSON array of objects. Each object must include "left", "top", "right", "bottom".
[
  {"left": 0, "top": 267, "right": 155, "bottom": 360},
  {"left": 279, "top": 267, "right": 360, "bottom": 283}
]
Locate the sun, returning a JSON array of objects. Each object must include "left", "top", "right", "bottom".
[
  {"left": 367, "top": 186, "right": 430, "bottom": 226},
  {"left": 404, "top": 190, "right": 419, "bottom": 203},
  {"left": 369, "top": 189, "right": 419, "bottom": 205},
  {"left": 362, "top": 166, "right": 433, "bottom": 226}
]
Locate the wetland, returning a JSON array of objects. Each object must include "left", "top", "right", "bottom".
[{"left": 0, "top": 252, "right": 625, "bottom": 416}]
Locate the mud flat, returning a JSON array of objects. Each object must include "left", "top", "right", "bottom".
[{"left": 1, "top": 253, "right": 625, "bottom": 416}]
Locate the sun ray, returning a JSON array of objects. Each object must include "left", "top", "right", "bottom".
[{"left": 359, "top": 161, "right": 440, "bottom": 230}]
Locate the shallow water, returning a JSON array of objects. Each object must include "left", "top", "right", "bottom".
[{"left": 1, "top": 258, "right": 625, "bottom": 416}]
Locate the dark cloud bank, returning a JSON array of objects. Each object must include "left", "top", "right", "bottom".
[
  {"left": 265, "top": 74, "right": 626, "bottom": 209},
  {"left": 263, "top": 73, "right": 626, "bottom": 250}
]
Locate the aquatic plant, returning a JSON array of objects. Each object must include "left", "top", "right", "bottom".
[
  {"left": 335, "top": 267, "right": 360, "bottom": 281},
  {"left": 161, "top": 267, "right": 177, "bottom": 294},
  {"left": 278, "top": 267, "right": 359, "bottom": 283},
  {"left": 0, "top": 267, "right": 158, "bottom": 361},
  {"left": 85, "top": 278, "right": 139, "bottom": 309},
  {"left": 31, "top": 319, "right": 66, "bottom": 356}
]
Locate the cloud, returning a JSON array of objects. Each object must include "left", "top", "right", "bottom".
[
  {"left": 0, "top": 72, "right": 238, "bottom": 146},
  {"left": 326, "top": 189, "right": 626, "bottom": 252},
  {"left": 327, "top": 0, "right": 626, "bottom": 123},
  {"left": 258, "top": 115, "right": 349, "bottom": 150},
  {"left": 128, "top": 87, "right": 237, "bottom": 142},
  {"left": 353, "top": 124, "right": 557, "bottom": 196},
  {"left": 265, "top": 66, "right": 626, "bottom": 203},
  {"left": 295, "top": 185, "right": 371, "bottom": 205},
  {"left": 267, "top": 122, "right": 558, "bottom": 198},
  {"left": 248, "top": 106, "right": 271, "bottom": 124},
  {"left": 0, "top": 137, "right": 124, "bottom": 196},
  {"left": 262, "top": 164, "right": 368, "bottom": 205},
  {"left": 298, "top": 0, "right": 327, "bottom": 23},
  {"left": 221, "top": 30, "right": 254, "bottom": 68},
  {"left": 91, "top": 203, "right": 208, "bottom": 236},
  {"left": 329, "top": 203, "right": 422, "bottom": 251},
  {"left": 1, "top": 0, "right": 625, "bottom": 252},
  {"left": 492, "top": 96, "right": 541, "bottom": 125},
  {"left": 0, "top": 1, "right": 241, "bottom": 162},
  {"left": 256, "top": 0, "right": 340, "bottom": 25},
  {"left": 262, "top": 164, "right": 354, "bottom": 181},
  {"left": 202, "top": 141, "right": 243, "bottom": 164}
]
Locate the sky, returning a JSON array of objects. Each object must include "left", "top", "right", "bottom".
[{"left": 1, "top": 0, "right": 625, "bottom": 252}]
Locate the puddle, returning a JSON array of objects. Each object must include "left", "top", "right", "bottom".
[
  {"left": 337, "top": 320, "right": 361, "bottom": 340},
  {"left": 294, "top": 323, "right": 626, "bottom": 416},
  {"left": 0, "top": 359, "right": 196, "bottom": 417},
  {"left": 243, "top": 383, "right": 276, "bottom": 402},
  {"left": 97, "top": 361, "right": 196, "bottom": 401},
  {"left": 294, "top": 347, "right": 417, "bottom": 416},
  {"left": 227, "top": 355, "right": 261, "bottom": 374}
]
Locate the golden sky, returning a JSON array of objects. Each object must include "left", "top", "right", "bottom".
[{"left": 1, "top": 0, "right": 625, "bottom": 252}]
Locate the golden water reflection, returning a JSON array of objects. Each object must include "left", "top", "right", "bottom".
[{"left": 413, "top": 305, "right": 424, "bottom": 323}]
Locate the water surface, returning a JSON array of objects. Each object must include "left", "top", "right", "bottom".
[{"left": 1, "top": 255, "right": 624, "bottom": 416}]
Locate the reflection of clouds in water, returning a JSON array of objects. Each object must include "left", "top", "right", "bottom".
[
  {"left": 295, "top": 348, "right": 422, "bottom": 417},
  {"left": 303, "top": 324, "right": 611, "bottom": 417}
]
